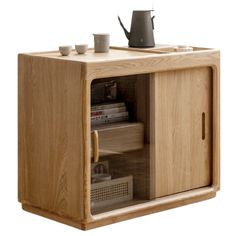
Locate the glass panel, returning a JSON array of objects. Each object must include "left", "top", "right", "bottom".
[{"left": 90, "top": 74, "right": 153, "bottom": 215}]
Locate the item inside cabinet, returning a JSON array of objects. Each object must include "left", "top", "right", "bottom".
[
  {"left": 91, "top": 176, "right": 133, "bottom": 211},
  {"left": 90, "top": 74, "right": 152, "bottom": 215},
  {"left": 90, "top": 160, "right": 134, "bottom": 211},
  {"left": 91, "top": 80, "right": 117, "bottom": 104},
  {"left": 91, "top": 161, "right": 110, "bottom": 183}
]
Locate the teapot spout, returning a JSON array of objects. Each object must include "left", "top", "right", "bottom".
[{"left": 118, "top": 16, "right": 130, "bottom": 40}]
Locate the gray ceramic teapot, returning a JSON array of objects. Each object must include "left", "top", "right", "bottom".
[{"left": 118, "top": 10, "right": 155, "bottom": 48}]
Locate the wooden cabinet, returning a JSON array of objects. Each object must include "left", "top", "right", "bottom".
[{"left": 18, "top": 45, "right": 220, "bottom": 230}]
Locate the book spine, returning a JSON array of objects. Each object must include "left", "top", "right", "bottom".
[
  {"left": 91, "top": 102, "right": 125, "bottom": 111},
  {"left": 91, "top": 111, "right": 128, "bottom": 121},
  {"left": 91, "top": 112, "right": 129, "bottom": 126},
  {"left": 91, "top": 116, "right": 128, "bottom": 126},
  {"left": 91, "top": 106, "right": 126, "bottom": 117}
]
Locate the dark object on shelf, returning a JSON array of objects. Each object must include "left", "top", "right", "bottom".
[
  {"left": 118, "top": 10, "right": 155, "bottom": 48},
  {"left": 91, "top": 161, "right": 109, "bottom": 175},
  {"left": 91, "top": 80, "right": 117, "bottom": 104}
]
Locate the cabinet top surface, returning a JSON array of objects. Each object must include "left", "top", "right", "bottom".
[
  {"left": 22, "top": 44, "right": 218, "bottom": 64},
  {"left": 25, "top": 48, "right": 155, "bottom": 63}
]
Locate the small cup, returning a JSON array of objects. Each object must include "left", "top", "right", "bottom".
[
  {"left": 75, "top": 44, "right": 88, "bottom": 54},
  {"left": 59, "top": 46, "right": 72, "bottom": 56},
  {"left": 93, "top": 33, "right": 110, "bottom": 53}
]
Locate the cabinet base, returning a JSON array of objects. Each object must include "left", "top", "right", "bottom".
[
  {"left": 22, "top": 204, "right": 85, "bottom": 230},
  {"left": 22, "top": 187, "right": 216, "bottom": 230}
]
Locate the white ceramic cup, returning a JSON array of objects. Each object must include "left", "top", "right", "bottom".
[
  {"left": 59, "top": 46, "right": 72, "bottom": 56},
  {"left": 93, "top": 33, "right": 110, "bottom": 53},
  {"left": 75, "top": 44, "right": 88, "bottom": 54}
]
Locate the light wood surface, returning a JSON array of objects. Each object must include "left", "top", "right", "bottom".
[
  {"left": 18, "top": 55, "right": 85, "bottom": 219},
  {"left": 212, "top": 63, "right": 220, "bottom": 190},
  {"left": 91, "top": 199, "right": 147, "bottom": 215},
  {"left": 27, "top": 49, "right": 154, "bottom": 63},
  {"left": 92, "top": 130, "right": 99, "bottom": 162},
  {"left": 22, "top": 186, "right": 215, "bottom": 230},
  {"left": 150, "top": 67, "right": 212, "bottom": 197},
  {"left": 110, "top": 45, "right": 211, "bottom": 54},
  {"left": 91, "top": 122, "right": 144, "bottom": 157},
  {"left": 86, "top": 50, "right": 220, "bottom": 80},
  {"left": 89, "top": 186, "right": 215, "bottom": 230},
  {"left": 18, "top": 45, "right": 220, "bottom": 230},
  {"left": 82, "top": 78, "right": 91, "bottom": 222}
]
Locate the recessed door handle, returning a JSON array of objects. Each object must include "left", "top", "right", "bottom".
[
  {"left": 92, "top": 130, "right": 99, "bottom": 162},
  {"left": 202, "top": 112, "right": 205, "bottom": 140}
]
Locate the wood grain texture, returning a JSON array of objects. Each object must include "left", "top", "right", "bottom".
[
  {"left": 22, "top": 204, "right": 84, "bottom": 229},
  {"left": 22, "top": 187, "right": 216, "bottom": 230},
  {"left": 28, "top": 49, "right": 153, "bottom": 63},
  {"left": 82, "top": 78, "right": 92, "bottom": 222},
  {"left": 18, "top": 46, "right": 220, "bottom": 230},
  {"left": 91, "top": 122, "right": 144, "bottom": 157},
  {"left": 110, "top": 45, "right": 212, "bottom": 54},
  {"left": 88, "top": 187, "right": 216, "bottom": 229},
  {"left": 91, "top": 130, "right": 99, "bottom": 162},
  {"left": 86, "top": 50, "right": 220, "bottom": 80},
  {"left": 212, "top": 63, "right": 220, "bottom": 190},
  {"left": 150, "top": 67, "right": 213, "bottom": 197},
  {"left": 22, "top": 47, "right": 219, "bottom": 81},
  {"left": 18, "top": 55, "right": 85, "bottom": 219}
]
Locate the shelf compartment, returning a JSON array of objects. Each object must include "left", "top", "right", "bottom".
[{"left": 91, "top": 122, "right": 144, "bottom": 157}]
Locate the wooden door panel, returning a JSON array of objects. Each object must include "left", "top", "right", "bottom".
[{"left": 150, "top": 67, "right": 212, "bottom": 198}]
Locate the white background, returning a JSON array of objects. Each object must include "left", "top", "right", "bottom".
[{"left": 0, "top": 0, "right": 235, "bottom": 235}]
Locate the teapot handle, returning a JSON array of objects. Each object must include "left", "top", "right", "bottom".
[{"left": 151, "top": 16, "right": 155, "bottom": 30}]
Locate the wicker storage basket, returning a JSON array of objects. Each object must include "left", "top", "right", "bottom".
[{"left": 91, "top": 176, "right": 133, "bottom": 210}]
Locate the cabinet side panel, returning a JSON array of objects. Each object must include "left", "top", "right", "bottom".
[
  {"left": 18, "top": 54, "right": 27, "bottom": 203},
  {"left": 152, "top": 67, "right": 212, "bottom": 197},
  {"left": 18, "top": 55, "right": 84, "bottom": 219}
]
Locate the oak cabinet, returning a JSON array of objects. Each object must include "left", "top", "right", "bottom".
[{"left": 18, "top": 45, "right": 220, "bottom": 230}]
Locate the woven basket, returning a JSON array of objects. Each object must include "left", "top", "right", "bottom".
[{"left": 91, "top": 176, "right": 133, "bottom": 210}]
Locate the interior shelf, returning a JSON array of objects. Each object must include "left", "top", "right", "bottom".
[{"left": 91, "top": 121, "right": 144, "bottom": 157}]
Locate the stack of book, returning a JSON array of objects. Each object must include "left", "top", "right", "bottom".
[{"left": 91, "top": 102, "right": 129, "bottom": 126}]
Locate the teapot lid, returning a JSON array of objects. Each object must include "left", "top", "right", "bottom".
[{"left": 133, "top": 10, "right": 154, "bottom": 12}]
